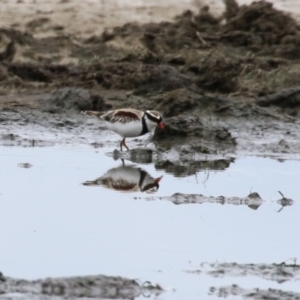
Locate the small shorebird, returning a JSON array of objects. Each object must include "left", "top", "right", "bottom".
[
  {"left": 82, "top": 108, "right": 164, "bottom": 150},
  {"left": 83, "top": 164, "right": 163, "bottom": 193}
]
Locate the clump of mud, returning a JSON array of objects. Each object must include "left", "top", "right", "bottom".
[
  {"left": 0, "top": 272, "right": 163, "bottom": 299},
  {"left": 153, "top": 113, "right": 236, "bottom": 153},
  {"left": 42, "top": 88, "right": 93, "bottom": 113},
  {"left": 222, "top": 1, "right": 300, "bottom": 58}
]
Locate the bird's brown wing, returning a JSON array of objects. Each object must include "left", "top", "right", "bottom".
[{"left": 102, "top": 109, "right": 143, "bottom": 123}]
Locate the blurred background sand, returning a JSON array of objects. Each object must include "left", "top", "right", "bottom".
[{"left": 0, "top": 0, "right": 299, "bottom": 38}]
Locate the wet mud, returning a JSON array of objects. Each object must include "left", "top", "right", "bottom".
[{"left": 0, "top": 272, "right": 162, "bottom": 299}]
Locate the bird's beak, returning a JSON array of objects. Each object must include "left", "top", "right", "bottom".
[
  {"left": 158, "top": 122, "right": 165, "bottom": 129},
  {"left": 155, "top": 175, "right": 163, "bottom": 183}
]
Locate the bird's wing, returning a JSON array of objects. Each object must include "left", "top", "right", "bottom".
[{"left": 102, "top": 109, "right": 143, "bottom": 123}]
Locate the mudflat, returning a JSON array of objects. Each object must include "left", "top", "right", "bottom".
[{"left": 1, "top": 0, "right": 300, "bottom": 299}]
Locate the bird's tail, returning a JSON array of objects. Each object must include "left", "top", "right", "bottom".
[{"left": 81, "top": 110, "right": 103, "bottom": 117}]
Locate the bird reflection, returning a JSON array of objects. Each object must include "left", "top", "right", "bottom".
[{"left": 83, "top": 164, "right": 163, "bottom": 193}]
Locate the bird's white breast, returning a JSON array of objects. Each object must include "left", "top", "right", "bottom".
[{"left": 104, "top": 120, "right": 143, "bottom": 137}]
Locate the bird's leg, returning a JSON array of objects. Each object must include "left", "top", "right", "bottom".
[
  {"left": 123, "top": 139, "right": 129, "bottom": 151},
  {"left": 119, "top": 138, "right": 129, "bottom": 151},
  {"left": 123, "top": 138, "right": 130, "bottom": 151}
]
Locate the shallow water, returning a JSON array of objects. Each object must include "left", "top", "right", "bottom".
[{"left": 1, "top": 145, "right": 300, "bottom": 299}]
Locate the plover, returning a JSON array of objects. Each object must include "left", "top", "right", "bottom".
[{"left": 82, "top": 108, "right": 164, "bottom": 150}]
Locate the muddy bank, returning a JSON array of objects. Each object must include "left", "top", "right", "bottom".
[
  {"left": 1, "top": 0, "right": 300, "bottom": 160},
  {"left": 0, "top": 272, "right": 162, "bottom": 299},
  {"left": 2, "top": 86, "right": 300, "bottom": 160},
  {"left": 1, "top": 7, "right": 300, "bottom": 160},
  {"left": 1, "top": 1, "right": 300, "bottom": 158},
  {"left": 1, "top": 0, "right": 300, "bottom": 96}
]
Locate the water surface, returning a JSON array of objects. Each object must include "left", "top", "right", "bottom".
[{"left": 1, "top": 146, "right": 299, "bottom": 299}]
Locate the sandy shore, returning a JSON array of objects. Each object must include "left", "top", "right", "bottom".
[{"left": 1, "top": 0, "right": 300, "bottom": 38}]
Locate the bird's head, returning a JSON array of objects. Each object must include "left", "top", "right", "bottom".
[{"left": 144, "top": 110, "right": 165, "bottom": 130}]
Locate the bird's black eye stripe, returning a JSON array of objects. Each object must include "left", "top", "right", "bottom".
[{"left": 145, "top": 111, "right": 161, "bottom": 123}]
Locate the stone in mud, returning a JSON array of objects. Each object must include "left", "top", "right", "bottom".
[{"left": 42, "top": 87, "right": 93, "bottom": 113}]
